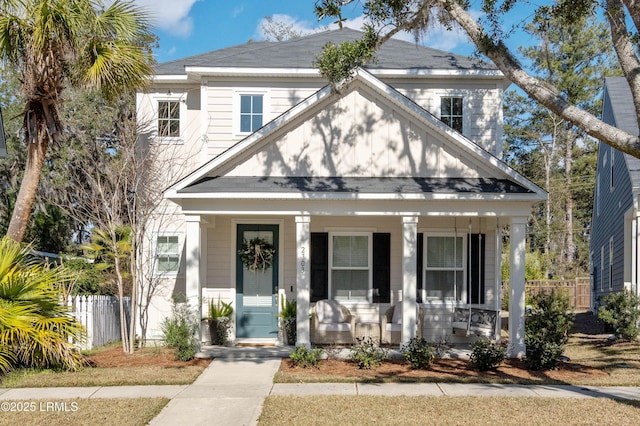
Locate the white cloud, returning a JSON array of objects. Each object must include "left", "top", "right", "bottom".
[
  {"left": 232, "top": 5, "right": 245, "bottom": 18},
  {"left": 254, "top": 14, "right": 324, "bottom": 41},
  {"left": 132, "top": 0, "right": 201, "bottom": 37}
]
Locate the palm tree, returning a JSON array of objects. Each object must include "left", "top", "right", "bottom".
[
  {"left": 0, "top": 0, "right": 153, "bottom": 242},
  {"left": 0, "top": 236, "right": 87, "bottom": 374},
  {"left": 82, "top": 226, "right": 133, "bottom": 352}
]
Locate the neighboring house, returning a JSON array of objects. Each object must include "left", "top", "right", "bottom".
[
  {"left": 136, "top": 29, "right": 546, "bottom": 357},
  {"left": 590, "top": 77, "right": 640, "bottom": 309}
]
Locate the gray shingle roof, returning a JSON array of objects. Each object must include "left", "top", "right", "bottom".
[
  {"left": 604, "top": 77, "right": 640, "bottom": 190},
  {"left": 178, "top": 176, "right": 532, "bottom": 195},
  {"left": 155, "top": 28, "right": 495, "bottom": 75}
]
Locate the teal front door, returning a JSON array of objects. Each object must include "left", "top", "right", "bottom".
[{"left": 236, "top": 224, "right": 279, "bottom": 339}]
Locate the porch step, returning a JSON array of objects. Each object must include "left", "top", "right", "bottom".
[{"left": 197, "top": 344, "right": 294, "bottom": 359}]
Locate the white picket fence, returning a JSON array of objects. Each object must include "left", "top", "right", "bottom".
[{"left": 67, "top": 295, "right": 131, "bottom": 350}]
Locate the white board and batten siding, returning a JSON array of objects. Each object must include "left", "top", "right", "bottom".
[
  {"left": 226, "top": 84, "right": 496, "bottom": 180},
  {"left": 203, "top": 80, "right": 323, "bottom": 159}
]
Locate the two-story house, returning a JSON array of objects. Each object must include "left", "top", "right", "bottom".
[
  {"left": 136, "top": 29, "right": 546, "bottom": 356},
  {"left": 590, "top": 77, "right": 640, "bottom": 309}
]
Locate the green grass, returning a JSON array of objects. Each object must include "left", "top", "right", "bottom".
[
  {"left": 562, "top": 334, "right": 640, "bottom": 386},
  {"left": 260, "top": 396, "right": 640, "bottom": 425},
  {"left": 0, "top": 366, "right": 203, "bottom": 388},
  {"left": 0, "top": 398, "right": 168, "bottom": 426},
  {"left": 1, "top": 342, "right": 206, "bottom": 388}
]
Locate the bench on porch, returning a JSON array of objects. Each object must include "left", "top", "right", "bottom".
[{"left": 452, "top": 307, "right": 499, "bottom": 338}]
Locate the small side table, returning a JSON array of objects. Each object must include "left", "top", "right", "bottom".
[{"left": 355, "top": 322, "right": 381, "bottom": 342}]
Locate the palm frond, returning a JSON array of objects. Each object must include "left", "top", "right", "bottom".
[{"left": 0, "top": 236, "right": 87, "bottom": 372}]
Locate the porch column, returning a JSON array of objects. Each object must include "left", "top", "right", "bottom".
[
  {"left": 402, "top": 216, "right": 419, "bottom": 345},
  {"left": 508, "top": 216, "right": 527, "bottom": 358},
  {"left": 185, "top": 215, "right": 203, "bottom": 344},
  {"left": 295, "top": 215, "right": 311, "bottom": 348}
]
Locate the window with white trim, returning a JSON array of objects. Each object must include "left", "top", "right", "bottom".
[
  {"left": 600, "top": 245, "right": 604, "bottom": 291},
  {"left": 156, "top": 235, "right": 180, "bottom": 273},
  {"left": 424, "top": 234, "right": 465, "bottom": 301},
  {"left": 596, "top": 173, "right": 600, "bottom": 216},
  {"left": 440, "top": 96, "right": 464, "bottom": 133},
  {"left": 329, "top": 233, "right": 371, "bottom": 302},
  {"left": 157, "top": 101, "right": 180, "bottom": 137},
  {"left": 240, "top": 94, "right": 263, "bottom": 133},
  {"left": 610, "top": 146, "right": 615, "bottom": 192},
  {"left": 609, "top": 237, "right": 613, "bottom": 290}
]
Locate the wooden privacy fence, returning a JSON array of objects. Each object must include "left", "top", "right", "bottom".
[
  {"left": 502, "top": 277, "right": 591, "bottom": 311},
  {"left": 67, "top": 295, "right": 131, "bottom": 350}
]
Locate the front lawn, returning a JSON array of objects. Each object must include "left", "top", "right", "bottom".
[
  {"left": 0, "top": 343, "right": 209, "bottom": 388},
  {"left": 0, "top": 398, "right": 168, "bottom": 426},
  {"left": 260, "top": 396, "right": 640, "bottom": 425}
]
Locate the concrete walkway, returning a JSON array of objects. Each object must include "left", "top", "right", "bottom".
[{"left": 1, "top": 357, "right": 639, "bottom": 426}]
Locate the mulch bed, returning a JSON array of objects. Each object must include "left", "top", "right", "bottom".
[
  {"left": 278, "top": 357, "right": 608, "bottom": 384},
  {"left": 86, "top": 346, "right": 211, "bottom": 368}
]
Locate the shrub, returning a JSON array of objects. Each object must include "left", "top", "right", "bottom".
[
  {"left": 469, "top": 340, "right": 506, "bottom": 371},
  {"left": 524, "top": 290, "right": 574, "bottom": 370},
  {"left": 290, "top": 346, "right": 323, "bottom": 368},
  {"left": 349, "top": 337, "right": 387, "bottom": 369},
  {"left": 401, "top": 337, "right": 434, "bottom": 369},
  {"left": 0, "top": 237, "right": 87, "bottom": 374},
  {"left": 161, "top": 299, "right": 199, "bottom": 361},
  {"left": 63, "top": 258, "right": 112, "bottom": 295},
  {"left": 597, "top": 290, "right": 640, "bottom": 341}
]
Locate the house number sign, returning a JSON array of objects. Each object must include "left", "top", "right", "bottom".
[{"left": 300, "top": 246, "right": 306, "bottom": 273}]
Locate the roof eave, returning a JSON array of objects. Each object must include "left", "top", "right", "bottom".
[
  {"left": 153, "top": 67, "right": 506, "bottom": 81},
  {"left": 167, "top": 191, "right": 545, "bottom": 202}
]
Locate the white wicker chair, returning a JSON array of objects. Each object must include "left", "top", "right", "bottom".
[
  {"left": 381, "top": 303, "right": 424, "bottom": 345},
  {"left": 310, "top": 300, "right": 355, "bottom": 345}
]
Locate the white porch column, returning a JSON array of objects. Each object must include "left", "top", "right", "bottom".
[
  {"left": 296, "top": 215, "right": 311, "bottom": 348},
  {"left": 402, "top": 216, "right": 419, "bottom": 345},
  {"left": 185, "top": 215, "right": 203, "bottom": 344},
  {"left": 508, "top": 216, "right": 527, "bottom": 358}
]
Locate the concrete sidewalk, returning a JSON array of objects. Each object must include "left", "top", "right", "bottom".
[{"left": 1, "top": 357, "right": 639, "bottom": 426}]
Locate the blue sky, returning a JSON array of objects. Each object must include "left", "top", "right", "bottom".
[{"left": 133, "top": 1, "right": 503, "bottom": 64}]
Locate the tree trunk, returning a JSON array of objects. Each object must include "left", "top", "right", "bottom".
[
  {"left": 564, "top": 129, "right": 576, "bottom": 269},
  {"left": 544, "top": 149, "right": 552, "bottom": 278},
  {"left": 114, "top": 249, "right": 130, "bottom": 353},
  {"left": 128, "top": 238, "right": 137, "bottom": 353},
  {"left": 6, "top": 105, "right": 52, "bottom": 242}
]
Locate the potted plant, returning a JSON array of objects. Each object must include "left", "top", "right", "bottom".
[
  {"left": 278, "top": 295, "right": 296, "bottom": 345},
  {"left": 204, "top": 297, "right": 233, "bottom": 345}
]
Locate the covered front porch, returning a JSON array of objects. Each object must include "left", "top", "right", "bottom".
[{"left": 180, "top": 202, "right": 530, "bottom": 358}]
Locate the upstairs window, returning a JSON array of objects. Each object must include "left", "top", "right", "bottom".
[
  {"left": 240, "top": 94, "right": 263, "bottom": 133},
  {"left": 156, "top": 235, "right": 180, "bottom": 273},
  {"left": 440, "top": 96, "right": 463, "bottom": 133},
  {"left": 610, "top": 146, "right": 615, "bottom": 192},
  {"left": 157, "top": 101, "right": 180, "bottom": 137}
]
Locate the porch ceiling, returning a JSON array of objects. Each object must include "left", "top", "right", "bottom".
[{"left": 178, "top": 176, "right": 534, "bottom": 195}]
